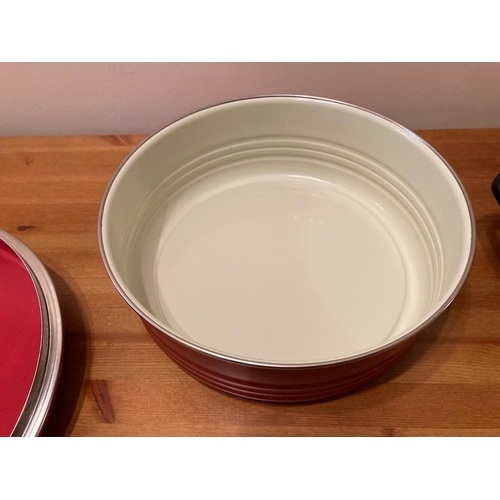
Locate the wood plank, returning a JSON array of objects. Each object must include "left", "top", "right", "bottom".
[{"left": 1, "top": 131, "right": 499, "bottom": 437}]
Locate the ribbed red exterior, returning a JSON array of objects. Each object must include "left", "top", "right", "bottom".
[{"left": 143, "top": 320, "right": 414, "bottom": 402}]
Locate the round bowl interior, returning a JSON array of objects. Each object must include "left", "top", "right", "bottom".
[{"left": 100, "top": 96, "right": 474, "bottom": 366}]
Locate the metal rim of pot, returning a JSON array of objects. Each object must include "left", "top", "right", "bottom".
[{"left": 98, "top": 95, "right": 477, "bottom": 370}]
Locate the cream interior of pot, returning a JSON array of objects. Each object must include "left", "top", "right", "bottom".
[{"left": 101, "top": 97, "right": 473, "bottom": 364}]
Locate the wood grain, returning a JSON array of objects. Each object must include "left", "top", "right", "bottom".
[{"left": 1, "top": 130, "right": 499, "bottom": 437}]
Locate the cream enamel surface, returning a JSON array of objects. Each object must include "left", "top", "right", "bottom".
[{"left": 101, "top": 97, "right": 473, "bottom": 365}]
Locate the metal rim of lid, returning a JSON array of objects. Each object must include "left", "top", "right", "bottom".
[{"left": 0, "top": 230, "right": 63, "bottom": 437}]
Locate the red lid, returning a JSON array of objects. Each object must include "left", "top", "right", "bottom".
[{"left": 0, "top": 240, "right": 43, "bottom": 436}]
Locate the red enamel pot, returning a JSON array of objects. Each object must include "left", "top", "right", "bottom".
[{"left": 98, "top": 96, "right": 475, "bottom": 402}]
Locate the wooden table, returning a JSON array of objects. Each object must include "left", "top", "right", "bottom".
[{"left": 1, "top": 130, "right": 499, "bottom": 437}]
